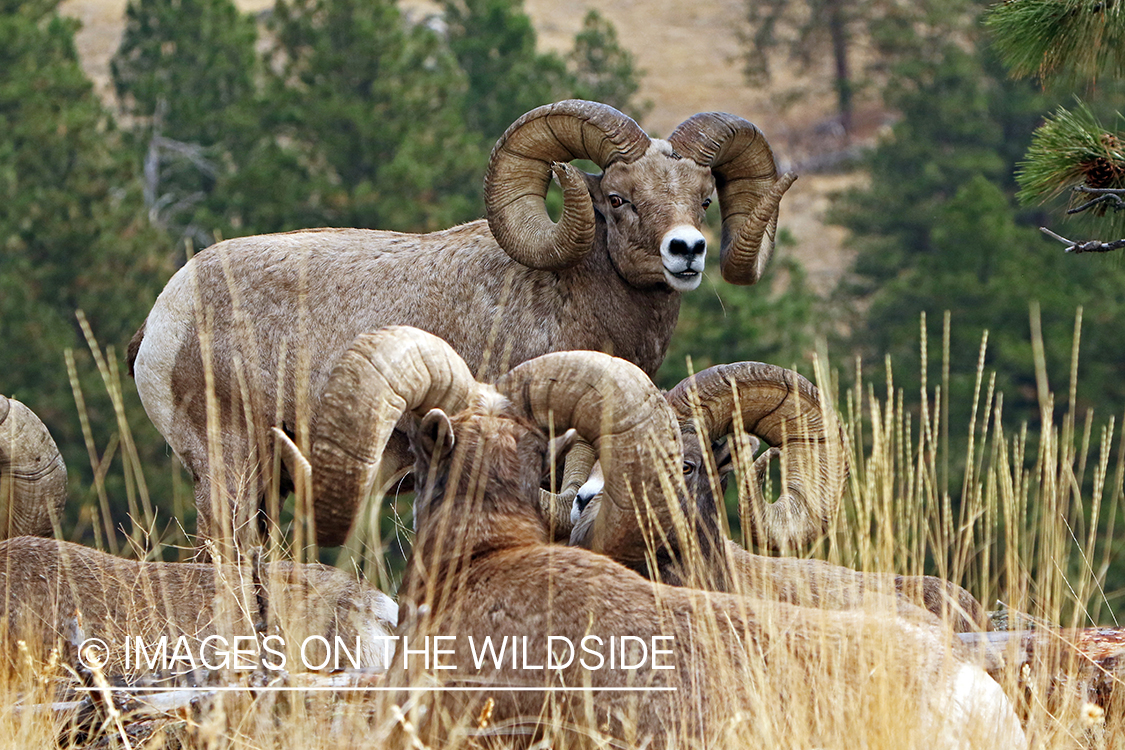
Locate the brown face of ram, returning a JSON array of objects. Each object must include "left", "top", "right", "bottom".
[
  {"left": 408, "top": 399, "right": 551, "bottom": 567},
  {"left": 594, "top": 143, "right": 716, "bottom": 292}
]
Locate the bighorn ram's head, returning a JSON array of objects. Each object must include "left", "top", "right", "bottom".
[
  {"left": 485, "top": 100, "right": 795, "bottom": 290},
  {"left": 569, "top": 363, "right": 847, "bottom": 555},
  {"left": 0, "top": 395, "right": 67, "bottom": 538},
  {"left": 305, "top": 327, "right": 689, "bottom": 550}
]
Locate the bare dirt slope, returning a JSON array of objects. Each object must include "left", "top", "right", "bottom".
[{"left": 58, "top": 0, "right": 859, "bottom": 293}]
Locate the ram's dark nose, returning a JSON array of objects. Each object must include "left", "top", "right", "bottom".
[{"left": 667, "top": 236, "right": 706, "bottom": 258}]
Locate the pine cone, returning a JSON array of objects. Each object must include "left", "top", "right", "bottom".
[
  {"left": 1080, "top": 156, "right": 1125, "bottom": 214},
  {"left": 1082, "top": 156, "right": 1120, "bottom": 190}
]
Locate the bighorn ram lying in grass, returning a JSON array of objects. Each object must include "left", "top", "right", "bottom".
[
  {"left": 293, "top": 326, "right": 1025, "bottom": 749},
  {"left": 1, "top": 395, "right": 66, "bottom": 538},
  {"left": 127, "top": 99, "right": 795, "bottom": 550},
  {"left": 0, "top": 537, "right": 398, "bottom": 675},
  {"left": 0, "top": 398, "right": 397, "bottom": 675},
  {"left": 566, "top": 363, "right": 988, "bottom": 631}
]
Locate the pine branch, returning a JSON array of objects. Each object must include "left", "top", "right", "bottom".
[
  {"left": 1017, "top": 102, "right": 1125, "bottom": 236},
  {"left": 1066, "top": 185, "right": 1125, "bottom": 215},
  {"left": 984, "top": 0, "right": 1125, "bottom": 85}
]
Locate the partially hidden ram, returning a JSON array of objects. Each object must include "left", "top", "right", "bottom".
[
  {"left": 0, "top": 395, "right": 66, "bottom": 538},
  {"left": 564, "top": 363, "right": 988, "bottom": 632},
  {"left": 127, "top": 99, "right": 795, "bottom": 549},
  {"left": 285, "top": 326, "right": 1025, "bottom": 749},
  {"left": 0, "top": 394, "right": 397, "bottom": 675}
]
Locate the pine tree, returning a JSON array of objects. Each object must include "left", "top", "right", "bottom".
[
  {"left": 261, "top": 0, "right": 485, "bottom": 231},
  {"left": 742, "top": 0, "right": 975, "bottom": 139},
  {"left": 111, "top": 0, "right": 258, "bottom": 244},
  {"left": 829, "top": 35, "right": 1125, "bottom": 442},
  {"left": 985, "top": 0, "right": 1125, "bottom": 252},
  {"left": 439, "top": 0, "right": 571, "bottom": 141},
  {"left": 1, "top": 0, "right": 179, "bottom": 541},
  {"left": 568, "top": 10, "right": 649, "bottom": 121}
]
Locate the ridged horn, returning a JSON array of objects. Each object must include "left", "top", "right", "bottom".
[
  {"left": 0, "top": 395, "right": 67, "bottom": 538},
  {"left": 309, "top": 327, "right": 480, "bottom": 546},
  {"left": 538, "top": 438, "right": 596, "bottom": 541},
  {"left": 485, "top": 100, "right": 651, "bottom": 271},
  {"left": 666, "top": 363, "right": 846, "bottom": 551},
  {"left": 497, "top": 351, "right": 683, "bottom": 563},
  {"left": 668, "top": 113, "right": 796, "bottom": 285}
]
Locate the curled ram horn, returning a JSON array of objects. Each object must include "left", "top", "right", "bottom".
[
  {"left": 309, "top": 327, "right": 481, "bottom": 546},
  {"left": 538, "top": 436, "right": 596, "bottom": 542},
  {"left": 665, "top": 362, "right": 847, "bottom": 552},
  {"left": 496, "top": 350, "right": 685, "bottom": 565},
  {"left": 668, "top": 113, "right": 797, "bottom": 285},
  {"left": 0, "top": 395, "right": 67, "bottom": 539},
  {"left": 485, "top": 99, "right": 651, "bottom": 270}
]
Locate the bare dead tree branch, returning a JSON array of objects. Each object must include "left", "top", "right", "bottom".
[
  {"left": 1067, "top": 186, "right": 1125, "bottom": 216},
  {"left": 1040, "top": 226, "right": 1125, "bottom": 254}
]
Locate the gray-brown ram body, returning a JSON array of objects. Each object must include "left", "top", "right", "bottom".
[
  {"left": 127, "top": 99, "right": 795, "bottom": 549},
  {"left": 0, "top": 396, "right": 397, "bottom": 676},
  {"left": 0, "top": 537, "right": 398, "bottom": 675},
  {"left": 567, "top": 362, "right": 987, "bottom": 631},
  {"left": 295, "top": 326, "right": 1024, "bottom": 749}
]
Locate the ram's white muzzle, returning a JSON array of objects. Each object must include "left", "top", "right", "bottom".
[{"left": 660, "top": 226, "right": 707, "bottom": 291}]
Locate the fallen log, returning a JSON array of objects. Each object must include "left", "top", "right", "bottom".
[{"left": 960, "top": 626, "right": 1125, "bottom": 715}]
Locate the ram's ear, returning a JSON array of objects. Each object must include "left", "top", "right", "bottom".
[
  {"left": 583, "top": 172, "right": 605, "bottom": 210},
  {"left": 545, "top": 428, "right": 579, "bottom": 468},
  {"left": 418, "top": 409, "right": 455, "bottom": 461}
]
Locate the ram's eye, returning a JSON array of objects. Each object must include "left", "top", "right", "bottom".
[
  {"left": 702, "top": 198, "right": 712, "bottom": 209},
  {"left": 608, "top": 194, "right": 626, "bottom": 209},
  {"left": 683, "top": 461, "right": 695, "bottom": 475}
]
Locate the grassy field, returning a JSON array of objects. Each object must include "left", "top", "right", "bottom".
[
  {"left": 11, "top": 2, "right": 1121, "bottom": 746},
  {"left": 2, "top": 309, "right": 1124, "bottom": 748}
]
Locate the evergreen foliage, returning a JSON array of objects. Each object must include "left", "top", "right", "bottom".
[
  {"left": 1017, "top": 103, "right": 1125, "bottom": 237},
  {"left": 985, "top": 0, "right": 1125, "bottom": 250},
  {"left": 833, "top": 45, "right": 1048, "bottom": 288},
  {"left": 439, "top": 0, "right": 570, "bottom": 141},
  {"left": 0, "top": 0, "right": 178, "bottom": 539},
  {"left": 833, "top": 32, "right": 1125, "bottom": 477},
  {"left": 568, "top": 10, "right": 650, "bottom": 122},
  {"left": 264, "top": 0, "right": 484, "bottom": 231},
  {"left": 985, "top": 0, "right": 1125, "bottom": 85},
  {"left": 107, "top": 0, "right": 650, "bottom": 242},
  {"left": 112, "top": 0, "right": 257, "bottom": 146},
  {"left": 742, "top": 0, "right": 975, "bottom": 135},
  {"left": 111, "top": 0, "right": 258, "bottom": 244}
]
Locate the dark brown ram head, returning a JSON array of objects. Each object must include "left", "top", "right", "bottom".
[
  {"left": 485, "top": 100, "right": 795, "bottom": 291},
  {"left": 570, "top": 363, "right": 847, "bottom": 556}
]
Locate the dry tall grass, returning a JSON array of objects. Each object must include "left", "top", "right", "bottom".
[{"left": 3, "top": 302, "right": 1124, "bottom": 748}]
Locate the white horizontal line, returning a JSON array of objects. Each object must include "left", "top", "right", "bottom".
[{"left": 73, "top": 686, "right": 678, "bottom": 693}]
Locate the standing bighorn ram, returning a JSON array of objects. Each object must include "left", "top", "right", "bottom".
[
  {"left": 127, "top": 99, "right": 795, "bottom": 550},
  {"left": 290, "top": 326, "right": 1024, "bottom": 749}
]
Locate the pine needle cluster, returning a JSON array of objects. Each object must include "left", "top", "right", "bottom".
[
  {"left": 985, "top": 0, "right": 1125, "bottom": 86},
  {"left": 1017, "top": 102, "right": 1125, "bottom": 236}
]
